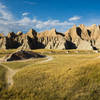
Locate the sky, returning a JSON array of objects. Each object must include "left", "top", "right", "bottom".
[{"left": 0, "top": 0, "right": 100, "bottom": 34}]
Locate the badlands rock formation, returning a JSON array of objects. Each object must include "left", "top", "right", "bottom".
[
  {"left": 37, "top": 29, "right": 67, "bottom": 49},
  {"left": 0, "top": 24, "right": 100, "bottom": 50},
  {"left": 65, "top": 24, "right": 100, "bottom": 50}
]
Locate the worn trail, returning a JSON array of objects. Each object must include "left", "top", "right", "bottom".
[{"left": 0, "top": 56, "right": 53, "bottom": 88}]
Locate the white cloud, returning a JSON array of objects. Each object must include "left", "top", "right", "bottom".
[
  {"left": 0, "top": 3, "right": 15, "bottom": 33},
  {"left": 16, "top": 17, "right": 74, "bottom": 32},
  {"left": 18, "top": 17, "right": 32, "bottom": 25},
  {"left": 22, "top": 12, "right": 29, "bottom": 16},
  {"left": 33, "top": 19, "right": 73, "bottom": 29},
  {"left": 0, "top": 3, "right": 6, "bottom": 8},
  {"left": 69, "top": 16, "right": 80, "bottom": 21},
  {"left": 0, "top": 2, "right": 75, "bottom": 34},
  {"left": 0, "top": 3, "right": 13, "bottom": 20}
]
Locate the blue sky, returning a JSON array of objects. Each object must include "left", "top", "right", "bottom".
[{"left": 0, "top": 0, "right": 100, "bottom": 34}]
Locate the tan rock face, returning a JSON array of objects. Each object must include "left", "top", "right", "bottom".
[
  {"left": 0, "top": 33, "right": 4, "bottom": 37},
  {"left": 17, "top": 29, "right": 38, "bottom": 50},
  {"left": 77, "top": 40, "right": 93, "bottom": 50},
  {"left": 87, "top": 24, "right": 100, "bottom": 40},
  {"left": 65, "top": 24, "right": 91, "bottom": 42},
  {"left": 16, "top": 31, "right": 23, "bottom": 36},
  {"left": 0, "top": 25, "right": 100, "bottom": 50},
  {"left": 0, "top": 29, "right": 38, "bottom": 50},
  {"left": 0, "top": 37, "right": 6, "bottom": 49},
  {"left": 38, "top": 29, "right": 67, "bottom": 49},
  {"left": 65, "top": 24, "right": 100, "bottom": 50},
  {"left": 65, "top": 25, "right": 81, "bottom": 47},
  {"left": 78, "top": 24, "right": 90, "bottom": 40},
  {"left": 38, "top": 28, "right": 57, "bottom": 38},
  {"left": 95, "top": 39, "right": 100, "bottom": 49},
  {"left": 18, "top": 35, "right": 31, "bottom": 50},
  {"left": 7, "top": 32, "right": 16, "bottom": 38},
  {"left": 26, "top": 29, "right": 37, "bottom": 38}
]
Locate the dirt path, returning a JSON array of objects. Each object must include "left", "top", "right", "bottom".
[
  {"left": 0, "top": 63, "right": 18, "bottom": 88},
  {"left": 0, "top": 56, "right": 53, "bottom": 88},
  {"left": 39, "top": 56, "right": 53, "bottom": 63}
]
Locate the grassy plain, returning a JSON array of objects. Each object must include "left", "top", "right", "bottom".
[
  {"left": 0, "top": 49, "right": 100, "bottom": 100},
  {"left": 0, "top": 65, "right": 6, "bottom": 93}
]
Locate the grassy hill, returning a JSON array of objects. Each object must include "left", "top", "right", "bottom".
[{"left": 0, "top": 49, "right": 100, "bottom": 100}]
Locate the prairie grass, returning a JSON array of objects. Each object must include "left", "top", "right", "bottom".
[
  {"left": 32, "top": 49, "right": 96, "bottom": 54},
  {"left": 0, "top": 49, "right": 100, "bottom": 100},
  {"left": 1, "top": 53, "right": 100, "bottom": 100},
  {"left": 2, "top": 57, "right": 46, "bottom": 69},
  {"left": 0, "top": 65, "right": 6, "bottom": 93},
  {"left": 0, "top": 49, "right": 16, "bottom": 58}
]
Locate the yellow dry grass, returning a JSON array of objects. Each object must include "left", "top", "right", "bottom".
[{"left": 0, "top": 49, "right": 100, "bottom": 100}]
